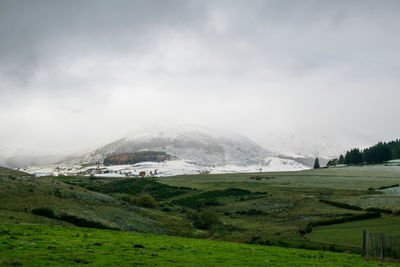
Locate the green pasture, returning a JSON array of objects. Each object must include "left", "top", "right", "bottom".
[
  {"left": 308, "top": 216, "right": 400, "bottom": 248},
  {"left": 0, "top": 223, "right": 394, "bottom": 266}
]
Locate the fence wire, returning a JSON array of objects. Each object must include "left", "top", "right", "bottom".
[{"left": 363, "top": 230, "right": 400, "bottom": 260}]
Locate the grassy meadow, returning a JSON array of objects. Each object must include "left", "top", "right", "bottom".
[
  {"left": 0, "top": 223, "right": 395, "bottom": 266},
  {"left": 308, "top": 216, "right": 400, "bottom": 248}
]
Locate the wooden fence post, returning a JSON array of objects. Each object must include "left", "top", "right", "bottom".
[
  {"left": 362, "top": 230, "right": 366, "bottom": 257},
  {"left": 380, "top": 233, "right": 384, "bottom": 260}
]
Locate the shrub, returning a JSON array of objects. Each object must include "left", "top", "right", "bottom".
[
  {"left": 31, "top": 208, "right": 114, "bottom": 230},
  {"left": 199, "top": 210, "right": 219, "bottom": 229},
  {"left": 300, "top": 212, "right": 381, "bottom": 235},
  {"left": 378, "top": 184, "right": 399, "bottom": 190},
  {"left": 186, "top": 209, "right": 199, "bottom": 220},
  {"left": 365, "top": 207, "right": 393, "bottom": 214},
  {"left": 130, "top": 193, "right": 158, "bottom": 208},
  {"left": 368, "top": 184, "right": 399, "bottom": 191},
  {"left": 299, "top": 224, "right": 313, "bottom": 235},
  {"left": 319, "top": 200, "right": 363, "bottom": 211},
  {"left": 85, "top": 178, "right": 192, "bottom": 201},
  {"left": 31, "top": 208, "right": 56, "bottom": 218},
  {"left": 58, "top": 213, "right": 111, "bottom": 229},
  {"left": 235, "top": 209, "right": 267, "bottom": 216},
  {"left": 188, "top": 210, "right": 219, "bottom": 229},
  {"left": 310, "top": 212, "right": 381, "bottom": 228}
]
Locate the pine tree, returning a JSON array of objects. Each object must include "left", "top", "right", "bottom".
[
  {"left": 338, "top": 155, "right": 345, "bottom": 164},
  {"left": 327, "top": 158, "right": 338, "bottom": 167},
  {"left": 313, "top": 158, "right": 320, "bottom": 169}
]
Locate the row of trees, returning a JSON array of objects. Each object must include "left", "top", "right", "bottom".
[{"left": 327, "top": 139, "right": 400, "bottom": 166}]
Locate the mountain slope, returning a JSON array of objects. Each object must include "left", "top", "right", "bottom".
[
  {"left": 77, "top": 125, "right": 273, "bottom": 166},
  {"left": 23, "top": 125, "right": 311, "bottom": 176}
]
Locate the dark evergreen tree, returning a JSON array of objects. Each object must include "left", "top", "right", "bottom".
[
  {"left": 313, "top": 158, "right": 320, "bottom": 169},
  {"left": 327, "top": 158, "right": 338, "bottom": 167},
  {"left": 393, "top": 145, "right": 400, "bottom": 159},
  {"left": 344, "top": 148, "right": 363, "bottom": 164},
  {"left": 338, "top": 155, "right": 345, "bottom": 164},
  {"left": 362, "top": 142, "right": 392, "bottom": 163},
  {"left": 340, "top": 138, "right": 400, "bottom": 166}
]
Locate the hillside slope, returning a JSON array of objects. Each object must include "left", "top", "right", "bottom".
[{"left": 0, "top": 168, "right": 192, "bottom": 235}]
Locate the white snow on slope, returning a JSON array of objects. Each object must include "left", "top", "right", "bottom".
[
  {"left": 23, "top": 156, "right": 308, "bottom": 177},
  {"left": 22, "top": 125, "right": 311, "bottom": 177},
  {"left": 74, "top": 124, "right": 275, "bottom": 167}
]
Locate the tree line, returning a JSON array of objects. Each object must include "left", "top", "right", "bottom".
[{"left": 327, "top": 139, "right": 400, "bottom": 166}]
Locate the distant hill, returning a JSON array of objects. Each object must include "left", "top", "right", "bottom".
[
  {"left": 69, "top": 125, "right": 312, "bottom": 169},
  {"left": 0, "top": 166, "right": 31, "bottom": 177},
  {"left": 22, "top": 125, "right": 314, "bottom": 176},
  {"left": 0, "top": 154, "right": 67, "bottom": 169},
  {"left": 73, "top": 125, "right": 274, "bottom": 167}
]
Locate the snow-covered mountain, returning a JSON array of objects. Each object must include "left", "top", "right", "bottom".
[
  {"left": 76, "top": 125, "right": 273, "bottom": 166},
  {"left": 23, "top": 125, "right": 311, "bottom": 176}
]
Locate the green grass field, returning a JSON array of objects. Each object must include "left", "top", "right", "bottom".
[
  {"left": 0, "top": 223, "right": 394, "bottom": 266},
  {"left": 308, "top": 216, "right": 400, "bottom": 248},
  {"left": 157, "top": 165, "right": 400, "bottom": 250},
  {"left": 160, "top": 165, "right": 400, "bottom": 191}
]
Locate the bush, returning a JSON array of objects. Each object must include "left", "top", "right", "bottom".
[
  {"left": 31, "top": 208, "right": 56, "bottom": 218},
  {"left": 365, "top": 207, "right": 393, "bottom": 214},
  {"left": 299, "top": 224, "right": 313, "bottom": 235},
  {"left": 197, "top": 210, "right": 219, "bottom": 229},
  {"left": 310, "top": 212, "right": 381, "bottom": 228},
  {"left": 58, "top": 214, "right": 112, "bottom": 229},
  {"left": 85, "top": 178, "right": 192, "bottom": 201},
  {"left": 130, "top": 193, "right": 158, "bottom": 208},
  {"left": 299, "top": 212, "right": 381, "bottom": 235},
  {"left": 235, "top": 209, "right": 268, "bottom": 216},
  {"left": 188, "top": 210, "right": 219, "bottom": 229},
  {"left": 31, "top": 208, "right": 114, "bottom": 230},
  {"left": 378, "top": 184, "right": 399, "bottom": 190},
  {"left": 368, "top": 184, "right": 399, "bottom": 191},
  {"left": 319, "top": 200, "right": 363, "bottom": 211}
]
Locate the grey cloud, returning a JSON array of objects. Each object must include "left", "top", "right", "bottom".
[
  {"left": 0, "top": 0, "right": 205, "bottom": 87},
  {"left": 0, "top": 0, "right": 399, "bottom": 158}
]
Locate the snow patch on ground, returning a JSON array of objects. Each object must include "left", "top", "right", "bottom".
[{"left": 22, "top": 156, "right": 309, "bottom": 178}]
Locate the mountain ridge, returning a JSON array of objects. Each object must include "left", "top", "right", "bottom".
[
  {"left": 74, "top": 125, "right": 274, "bottom": 167},
  {"left": 22, "top": 125, "right": 313, "bottom": 176}
]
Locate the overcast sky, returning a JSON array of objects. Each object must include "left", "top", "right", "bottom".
[{"left": 1, "top": 0, "right": 399, "bottom": 157}]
